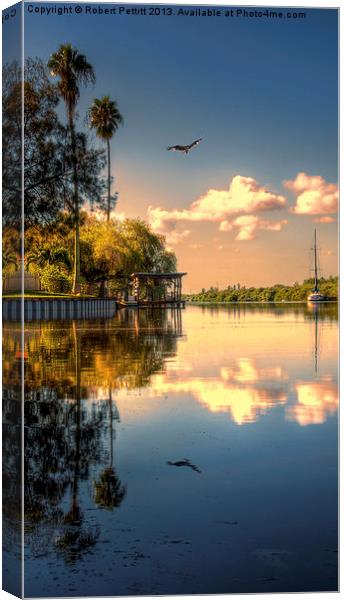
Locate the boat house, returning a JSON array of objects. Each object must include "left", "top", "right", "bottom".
[{"left": 127, "top": 272, "right": 187, "bottom": 306}]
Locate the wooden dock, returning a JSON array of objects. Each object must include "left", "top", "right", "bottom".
[{"left": 125, "top": 272, "right": 187, "bottom": 307}]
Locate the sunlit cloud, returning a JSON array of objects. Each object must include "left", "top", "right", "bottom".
[
  {"left": 313, "top": 216, "right": 336, "bottom": 224},
  {"left": 229, "top": 215, "right": 288, "bottom": 241},
  {"left": 163, "top": 226, "right": 191, "bottom": 245},
  {"left": 285, "top": 378, "right": 338, "bottom": 426},
  {"left": 148, "top": 174, "right": 288, "bottom": 242},
  {"left": 284, "top": 172, "right": 338, "bottom": 215}
]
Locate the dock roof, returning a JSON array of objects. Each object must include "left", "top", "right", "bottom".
[{"left": 131, "top": 272, "right": 187, "bottom": 278}]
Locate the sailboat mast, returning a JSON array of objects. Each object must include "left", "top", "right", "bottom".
[{"left": 314, "top": 228, "right": 319, "bottom": 292}]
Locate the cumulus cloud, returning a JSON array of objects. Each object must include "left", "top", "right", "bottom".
[
  {"left": 231, "top": 215, "right": 288, "bottom": 241},
  {"left": 313, "top": 216, "right": 335, "bottom": 224},
  {"left": 284, "top": 172, "right": 338, "bottom": 215},
  {"left": 148, "top": 174, "right": 287, "bottom": 242}
]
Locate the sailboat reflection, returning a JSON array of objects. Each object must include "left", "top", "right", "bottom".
[
  {"left": 307, "top": 301, "right": 320, "bottom": 373},
  {"left": 285, "top": 304, "right": 338, "bottom": 426}
]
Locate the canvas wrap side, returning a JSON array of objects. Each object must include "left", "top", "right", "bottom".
[{"left": 2, "top": 3, "right": 24, "bottom": 598}]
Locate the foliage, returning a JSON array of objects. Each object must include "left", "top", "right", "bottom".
[
  {"left": 2, "top": 58, "right": 105, "bottom": 231},
  {"left": 187, "top": 276, "right": 338, "bottom": 303},
  {"left": 2, "top": 228, "right": 20, "bottom": 276},
  {"left": 89, "top": 96, "right": 123, "bottom": 140},
  {"left": 80, "top": 216, "right": 177, "bottom": 285},
  {"left": 48, "top": 44, "right": 95, "bottom": 116},
  {"left": 26, "top": 245, "right": 71, "bottom": 272},
  {"left": 2, "top": 61, "right": 22, "bottom": 228},
  {"left": 4, "top": 52, "right": 179, "bottom": 296},
  {"left": 24, "top": 214, "right": 177, "bottom": 293},
  {"left": 40, "top": 264, "right": 72, "bottom": 294}
]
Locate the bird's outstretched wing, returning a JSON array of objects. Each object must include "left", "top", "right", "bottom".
[
  {"left": 187, "top": 138, "right": 203, "bottom": 150},
  {"left": 167, "top": 145, "right": 185, "bottom": 152}
]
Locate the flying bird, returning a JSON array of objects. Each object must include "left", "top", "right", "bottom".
[
  {"left": 167, "top": 458, "right": 201, "bottom": 473},
  {"left": 167, "top": 138, "right": 203, "bottom": 154}
]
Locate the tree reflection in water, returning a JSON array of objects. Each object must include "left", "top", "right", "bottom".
[
  {"left": 2, "top": 308, "right": 182, "bottom": 564},
  {"left": 94, "top": 389, "right": 127, "bottom": 510}
]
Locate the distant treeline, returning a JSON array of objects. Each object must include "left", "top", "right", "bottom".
[{"left": 187, "top": 276, "right": 338, "bottom": 303}]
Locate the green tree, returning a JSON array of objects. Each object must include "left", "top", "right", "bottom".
[
  {"left": 26, "top": 245, "right": 71, "bottom": 272},
  {"left": 48, "top": 44, "right": 95, "bottom": 293},
  {"left": 2, "top": 247, "right": 18, "bottom": 274},
  {"left": 81, "top": 216, "right": 177, "bottom": 290},
  {"left": 89, "top": 96, "right": 123, "bottom": 221}
]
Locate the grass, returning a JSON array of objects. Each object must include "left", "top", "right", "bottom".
[{"left": 3, "top": 291, "right": 98, "bottom": 299}]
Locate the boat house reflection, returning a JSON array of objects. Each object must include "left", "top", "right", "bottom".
[{"left": 3, "top": 308, "right": 183, "bottom": 564}]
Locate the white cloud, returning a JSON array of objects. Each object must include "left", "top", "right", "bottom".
[
  {"left": 148, "top": 174, "right": 287, "bottom": 242},
  {"left": 284, "top": 172, "right": 338, "bottom": 215},
  {"left": 232, "top": 215, "right": 288, "bottom": 241}
]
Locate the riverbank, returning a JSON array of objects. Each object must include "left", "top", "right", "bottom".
[{"left": 186, "top": 276, "right": 338, "bottom": 303}]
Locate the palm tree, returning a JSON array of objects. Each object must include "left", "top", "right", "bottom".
[
  {"left": 89, "top": 96, "right": 123, "bottom": 221},
  {"left": 48, "top": 44, "right": 95, "bottom": 293},
  {"left": 26, "top": 246, "right": 71, "bottom": 272}
]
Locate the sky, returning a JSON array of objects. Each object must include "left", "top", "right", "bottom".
[{"left": 23, "top": 3, "right": 338, "bottom": 291}]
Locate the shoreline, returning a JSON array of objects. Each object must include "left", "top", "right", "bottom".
[{"left": 186, "top": 300, "right": 338, "bottom": 305}]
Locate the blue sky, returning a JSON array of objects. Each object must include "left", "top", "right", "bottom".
[{"left": 23, "top": 3, "right": 339, "bottom": 289}]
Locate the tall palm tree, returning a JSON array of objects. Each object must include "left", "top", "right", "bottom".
[
  {"left": 89, "top": 96, "right": 123, "bottom": 221},
  {"left": 48, "top": 44, "right": 95, "bottom": 293}
]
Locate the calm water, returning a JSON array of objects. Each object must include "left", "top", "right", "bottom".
[{"left": 3, "top": 304, "right": 338, "bottom": 596}]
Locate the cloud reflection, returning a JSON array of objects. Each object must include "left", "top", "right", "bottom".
[
  {"left": 150, "top": 358, "right": 288, "bottom": 425},
  {"left": 286, "top": 379, "right": 338, "bottom": 426}
]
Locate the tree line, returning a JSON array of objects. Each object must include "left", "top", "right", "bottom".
[
  {"left": 187, "top": 276, "right": 338, "bottom": 303},
  {"left": 2, "top": 45, "right": 176, "bottom": 295}
]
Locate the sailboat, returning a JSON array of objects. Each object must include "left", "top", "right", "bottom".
[{"left": 307, "top": 229, "right": 326, "bottom": 302}]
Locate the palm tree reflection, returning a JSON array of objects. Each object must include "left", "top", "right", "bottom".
[
  {"left": 2, "top": 309, "right": 182, "bottom": 563},
  {"left": 94, "top": 390, "right": 126, "bottom": 510}
]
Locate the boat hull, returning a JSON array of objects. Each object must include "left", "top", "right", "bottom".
[{"left": 307, "top": 292, "right": 327, "bottom": 302}]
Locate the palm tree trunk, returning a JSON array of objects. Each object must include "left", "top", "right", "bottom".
[
  {"left": 107, "top": 138, "right": 111, "bottom": 222},
  {"left": 69, "top": 110, "right": 81, "bottom": 294}
]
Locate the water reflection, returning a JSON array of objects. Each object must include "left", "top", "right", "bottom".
[
  {"left": 140, "top": 304, "right": 338, "bottom": 426},
  {"left": 148, "top": 359, "right": 288, "bottom": 425},
  {"left": 286, "top": 378, "right": 338, "bottom": 426},
  {"left": 2, "top": 303, "right": 338, "bottom": 595},
  {"left": 3, "top": 308, "right": 183, "bottom": 564}
]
